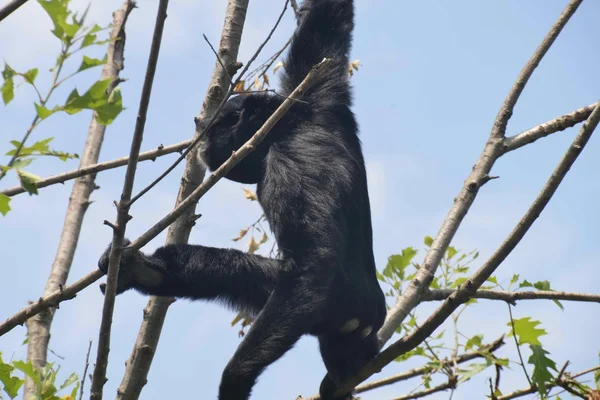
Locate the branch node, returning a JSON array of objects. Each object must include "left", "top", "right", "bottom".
[{"left": 103, "top": 220, "right": 118, "bottom": 231}]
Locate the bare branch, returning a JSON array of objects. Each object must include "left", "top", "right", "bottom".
[
  {"left": 23, "top": 2, "right": 133, "bottom": 397},
  {"left": 496, "top": 366, "right": 600, "bottom": 400},
  {"left": 116, "top": 2, "right": 249, "bottom": 396},
  {"left": 334, "top": 101, "right": 600, "bottom": 396},
  {"left": 0, "top": 0, "right": 28, "bottom": 22},
  {"left": 378, "top": 0, "right": 584, "bottom": 346},
  {"left": 1, "top": 140, "right": 191, "bottom": 197},
  {"left": 390, "top": 379, "right": 455, "bottom": 400},
  {"left": 490, "top": 0, "right": 583, "bottom": 139},
  {"left": 504, "top": 103, "right": 597, "bottom": 153},
  {"left": 302, "top": 336, "right": 504, "bottom": 400},
  {"left": 90, "top": 1, "right": 169, "bottom": 398},
  {"left": 353, "top": 336, "right": 504, "bottom": 395},
  {"left": 79, "top": 340, "right": 92, "bottom": 400},
  {"left": 423, "top": 288, "right": 600, "bottom": 304},
  {"left": 0, "top": 269, "right": 103, "bottom": 337}
]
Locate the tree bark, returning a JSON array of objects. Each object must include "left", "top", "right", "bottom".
[
  {"left": 116, "top": 1, "right": 249, "bottom": 398},
  {"left": 23, "top": 2, "right": 133, "bottom": 398}
]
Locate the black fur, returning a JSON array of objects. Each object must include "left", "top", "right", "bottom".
[{"left": 98, "top": 1, "right": 385, "bottom": 398}]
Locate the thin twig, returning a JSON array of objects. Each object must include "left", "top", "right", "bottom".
[
  {"left": 1, "top": 140, "right": 191, "bottom": 197},
  {"left": 352, "top": 336, "right": 504, "bottom": 395},
  {"left": 507, "top": 304, "right": 532, "bottom": 386},
  {"left": 504, "top": 103, "right": 597, "bottom": 153},
  {"left": 390, "top": 380, "right": 454, "bottom": 400},
  {"left": 490, "top": 0, "right": 583, "bottom": 140},
  {"left": 0, "top": 0, "right": 28, "bottom": 22},
  {"left": 79, "top": 340, "right": 92, "bottom": 400},
  {"left": 89, "top": 1, "right": 169, "bottom": 398},
  {"left": 423, "top": 288, "right": 600, "bottom": 304}
]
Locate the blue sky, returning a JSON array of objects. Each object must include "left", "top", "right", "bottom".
[{"left": 1, "top": 0, "right": 599, "bottom": 399}]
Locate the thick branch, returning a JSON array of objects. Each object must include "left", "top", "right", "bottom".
[
  {"left": 0, "top": 270, "right": 103, "bottom": 337},
  {"left": 337, "top": 100, "right": 600, "bottom": 396},
  {"left": 424, "top": 289, "right": 600, "bottom": 304},
  {"left": 0, "top": 0, "right": 28, "bottom": 22},
  {"left": 1, "top": 140, "right": 191, "bottom": 197},
  {"left": 116, "top": 1, "right": 249, "bottom": 397},
  {"left": 89, "top": 1, "right": 169, "bottom": 398},
  {"left": 378, "top": 0, "right": 583, "bottom": 347},
  {"left": 23, "top": 2, "right": 133, "bottom": 398},
  {"left": 503, "top": 103, "right": 596, "bottom": 153}
]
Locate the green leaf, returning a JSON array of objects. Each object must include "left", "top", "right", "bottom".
[
  {"left": 11, "top": 158, "right": 33, "bottom": 169},
  {"left": 2, "top": 62, "right": 15, "bottom": 79},
  {"left": 383, "top": 247, "right": 418, "bottom": 280},
  {"left": 533, "top": 280, "right": 551, "bottom": 291},
  {"left": 519, "top": 280, "right": 533, "bottom": 288},
  {"left": 17, "top": 170, "right": 41, "bottom": 195},
  {"left": 528, "top": 345, "right": 557, "bottom": 397},
  {"left": 507, "top": 317, "right": 547, "bottom": 346},
  {"left": 63, "top": 78, "right": 112, "bottom": 115},
  {"left": 77, "top": 55, "right": 107, "bottom": 72},
  {"left": 94, "top": 86, "right": 123, "bottom": 125},
  {"left": 59, "top": 372, "right": 78, "bottom": 390},
  {"left": 395, "top": 346, "right": 426, "bottom": 362},
  {"left": 81, "top": 33, "right": 96, "bottom": 48},
  {"left": 486, "top": 276, "right": 498, "bottom": 285},
  {"left": 458, "top": 362, "right": 490, "bottom": 383},
  {"left": 423, "top": 236, "right": 433, "bottom": 247},
  {"left": 509, "top": 274, "right": 520, "bottom": 287},
  {"left": 465, "top": 334, "right": 483, "bottom": 351},
  {"left": 13, "top": 360, "right": 41, "bottom": 389},
  {"left": 23, "top": 68, "right": 39, "bottom": 84},
  {"left": 451, "top": 277, "right": 468, "bottom": 289},
  {"left": 0, "top": 194, "right": 11, "bottom": 216},
  {"left": 38, "top": 0, "right": 80, "bottom": 40},
  {"left": 2, "top": 77, "right": 14, "bottom": 105},
  {"left": 446, "top": 246, "right": 457, "bottom": 259},
  {"left": 35, "top": 103, "right": 55, "bottom": 119}
]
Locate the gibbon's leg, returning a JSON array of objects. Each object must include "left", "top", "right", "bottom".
[
  {"left": 98, "top": 242, "right": 281, "bottom": 313},
  {"left": 318, "top": 333, "right": 380, "bottom": 400},
  {"left": 218, "top": 269, "right": 326, "bottom": 400}
]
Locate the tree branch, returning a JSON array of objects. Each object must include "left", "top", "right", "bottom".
[
  {"left": 378, "top": 0, "right": 583, "bottom": 347},
  {"left": 390, "top": 379, "right": 455, "bottom": 400},
  {"left": 116, "top": 1, "right": 249, "bottom": 396},
  {"left": 423, "top": 288, "right": 600, "bottom": 304},
  {"left": 1, "top": 140, "right": 191, "bottom": 197},
  {"left": 89, "top": 1, "right": 169, "bottom": 398},
  {"left": 336, "top": 100, "right": 600, "bottom": 397},
  {"left": 0, "top": 269, "right": 103, "bottom": 337},
  {"left": 0, "top": 0, "right": 28, "bottom": 22},
  {"left": 503, "top": 103, "right": 597, "bottom": 153},
  {"left": 353, "top": 336, "right": 504, "bottom": 395},
  {"left": 22, "top": 2, "right": 134, "bottom": 398}
]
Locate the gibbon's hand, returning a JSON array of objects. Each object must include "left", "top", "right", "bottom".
[{"left": 98, "top": 239, "right": 144, "bottom": 295}]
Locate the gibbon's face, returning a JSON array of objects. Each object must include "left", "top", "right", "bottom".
[{"left": 196, "top": 94, "right": 273, "bottom": 171}]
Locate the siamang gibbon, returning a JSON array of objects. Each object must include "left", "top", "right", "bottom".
[{"left": 97, "top": 0, "right": 386, "bottom": 398}]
